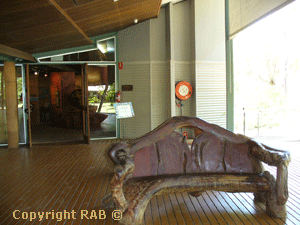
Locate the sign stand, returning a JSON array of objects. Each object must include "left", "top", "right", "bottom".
[{"left": 114, "top": 102, "right": 135, "bottom": 142}]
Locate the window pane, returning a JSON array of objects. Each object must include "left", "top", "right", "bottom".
[
  {"left": 0, "top": 67, "right": 7, "bottom": 144},
  {"left": 0, "top": 66, "right": 25, "bottom": 145},
  {"left": 39, "top": 37, "right": 115, "bottom": 62},
  {"left": 88, "top": 65, "right": 116, "bottom": 139}
]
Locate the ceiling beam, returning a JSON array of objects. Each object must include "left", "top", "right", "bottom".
[
  {"left": 0, "top": 44, "right": 36, "bottom": 62},
  {"left": 48, "top": 0, "right": 107, "bottom": 60}
]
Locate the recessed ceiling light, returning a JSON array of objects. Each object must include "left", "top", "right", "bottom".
[
  {"left": 134, "top": 19, "right": 138, "bottom": 24},
  {"left": 114, "top": 0, "right": 118, "bottom": 2}
]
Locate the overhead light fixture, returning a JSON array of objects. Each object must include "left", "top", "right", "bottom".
[
  {"left": 114, "top": 0, "right": 118, "bottom": 2},
  {"left": 134, "top": 19, "right": 138, "bottom": 24},
  {"left": 34, "top": 72, "right": 38, "bottom": 76}
]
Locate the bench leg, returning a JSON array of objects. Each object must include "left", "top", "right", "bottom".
[
  {"left": 119, "top": 198, "right": 150, "bottom": 225},
  {"left": 254, "top": 192, "right": 266, "bottom": 203},
  {"left": 264, "top": 171, "right": 287, "bottom": 218}
]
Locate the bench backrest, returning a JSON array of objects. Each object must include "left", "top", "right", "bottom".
[
  {"left": 131, "top": 130, "right": 263, "bottom": 177},
  {"left": 108, "top": 117, "right": 265, "bottom": 178}
]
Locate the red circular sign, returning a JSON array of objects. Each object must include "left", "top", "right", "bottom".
[{"left": 175, "top": 81, "right": 192, "bottom": 100}]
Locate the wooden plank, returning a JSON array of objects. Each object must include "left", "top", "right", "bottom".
[
  {"left": 227, "top": 192, "right": 269, "bottom": 224},
  {"left": 161, "top": 195, "right": 178, "bottom": 225},
  {"left": 149, "top": 196, "right": 162, "bottom": 224},
  {"left": 48, "top": 0, "right": 93, "bottom": 44},
  {"left": 180, "top": 192, "right": 203, "bottom": 225},
  {"left": 243, "top": 192, "right": 286, "bottom": 225},
  {"left": 1, "top": 142, "right": 300, "bottom": 225},
  {"left": 205, "top": 191, "right": 236, "bottom": 224},
  {"left": 0, "top": 44, "right": 36, "bottom": 62},
  {"left": 218, "top": 192, "right": 253, "bottom": 225},
  {"left": 174, "top": 193, "right": 194, "bottom": 224},
  {"left": 234, "top": 193, "right": 271, "bottom": 225},
  {"left": 143, "top": 198, "right": 153, "bottom": 225},
  {"left": 195, "top": 194, "right": 220, "bottom": 224},
  {"left": 13, "top": 33, "right": 90, "bottom": 55},
  {"left": 201, "top": 191, "right": 231, "bottom": 224},
  {"left": 167, "top": 194, "right": 186, "bottom": 225},
  {"left": 1, "top": 146, "right": 72, "bottom": 224},
  {"left": 211, "top": 191, "right": 244, "bottom": 224},
  {"left": 156, "top": 195, "right": 175, "bottom": 225},
  {"left": 49, "top": 0, "right": 107, "bottom": 60},
  {"left": 186, "top": 193, "right": 211, "bottom": 224}
]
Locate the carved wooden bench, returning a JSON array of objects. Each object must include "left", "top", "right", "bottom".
[{"left": 104, "top": 116, "right": 291, "bottom": 225}]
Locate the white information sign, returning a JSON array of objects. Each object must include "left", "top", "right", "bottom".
[{"left": 114, "top": 102, "right": 135, "bottom": 119}]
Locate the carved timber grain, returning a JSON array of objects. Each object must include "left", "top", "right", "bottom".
[{"left": 105, "top": 116, "right": 291, "bottom": 225}]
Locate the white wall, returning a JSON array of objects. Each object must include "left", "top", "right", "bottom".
[
  {"left": 193, "top": 0, "right": 227, "bottom": 128},
  {"left": 118, "top": 21, "right": 152, "bottom": 138},
  {"left": 118, "top": 0, "right": 227, "bottom": 138},
  {"left": 119, "top": 21, "right": 150, "bottom": 62},
  {"left": 150, "top": 7, "right": 170, "bottom": 129},
  {"left": 194, "top": 0, "right": 226, "bottom": 61},
  {"left": 150, "top": 8, "right": 167, "bottom": 61},
  {"left": 118, "top": 62, "right": 151, "bottom": 138},
  {"left": 173, "top": 1, "right": 191, "bottom": 62}
]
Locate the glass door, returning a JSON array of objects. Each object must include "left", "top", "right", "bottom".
[
  {"left": 0, "top": 65, "right": 26, "bottom": 146},
  {"left": 83, "top": 64, "right": 90, "bottom": 143},
  {"left": 86, "top": 64, "right": 116, "bottom": 139},
  {"left": 0, "top": 66, "right": 6, "bottom": 145}
]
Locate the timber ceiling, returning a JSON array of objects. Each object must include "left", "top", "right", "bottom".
[{"left": 0, "top": 0, "right": 162, "bottom": 60}]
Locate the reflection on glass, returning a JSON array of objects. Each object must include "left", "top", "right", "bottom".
[
  {"left": 0, "top": 67, "right": 7, "bottom": 144},
  {"left": 0, "top": 66, "right": 26, "bottom": 145},
  {"left": 39, "top": 37, "right": 115, "bottom": 62},
  {"left": 97, "top": 37, "right": 115, "bottom": 61},
  {"left": 17, "top": 73, "right": 26, "bottom": 144},
  {"left": 88, "top": 65, "right": 116, "bottom": 139}
]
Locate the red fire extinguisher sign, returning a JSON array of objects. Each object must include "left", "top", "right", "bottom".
[
  {"left": 116, "top": 91, "right": 121, "bottom": 102},
  {"left": 118, "top": 62, "right": 123, "bottom": 70}
]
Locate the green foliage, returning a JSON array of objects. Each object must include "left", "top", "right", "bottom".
[
  {"left": 105, "top": 83, "right": 116, "bottom": 102},
  {"left": 89, "top": 96, "right": 100, "bottom": 103},
  {"left": 17, "top": 77, "right": 23, "bottom": 100},
  {"left": 88, "top": 83, "right": 116, "bottom": 103}
]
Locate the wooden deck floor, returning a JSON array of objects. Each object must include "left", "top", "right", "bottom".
[{"left": 0, "top": 139, "right": 299, "bottom": 225}]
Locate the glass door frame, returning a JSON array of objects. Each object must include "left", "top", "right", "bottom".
[
  {"left": 32, "top": 33, "right": 120, "bottom": 140},
  {"left": 0, "top": 64, "right": 27, "bottom": 146},
  {"left": 87, "top": 63, "right": 117, "bottom": 140}
]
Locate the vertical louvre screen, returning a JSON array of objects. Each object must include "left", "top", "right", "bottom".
[
  {"left": 228, "top": 0, "right": 295, "bottom": 39},
  {"left": 196, "top": 61, "right": 226, "bottom": 128}
]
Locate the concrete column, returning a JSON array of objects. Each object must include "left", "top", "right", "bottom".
[
  {"left": 166, "top": 3, "right": 176, "bottom": 117},
  {"left": 3, "top": 61, "right": 19, "bottom": 148}
]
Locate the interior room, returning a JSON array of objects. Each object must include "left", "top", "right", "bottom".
[
  {"left": 0, "top": 0, "right": 299, "bottom": 224},
  {"left": 28, "top": 64, "right": 116, "bottom": 144}
]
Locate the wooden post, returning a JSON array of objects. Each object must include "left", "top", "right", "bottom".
[{"left": 3, "top": 61, "right": 19, "bottom": 148}]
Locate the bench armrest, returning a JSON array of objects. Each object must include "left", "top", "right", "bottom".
[
  {"left": 245, "top": 137, "right": 291, "bottom": 206},
  {"left": 108, "top": 143, "right": 135, "bottom": 211}
]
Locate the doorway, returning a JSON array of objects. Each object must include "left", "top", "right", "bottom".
[
  {"left": 233, "top": 1, "right": 300, "bottom": 144},
  {"left": 28, "top": 64, "right": 85, "bottom": 144},
  {"left": 87, "top": 65, "right": 116, "bottom": 139},
  {"left": 0, "top": 65, "right": 26, "bottom": 146},
  {"left": 27, "top": 63, "right": 117, "bottom": 144}
]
